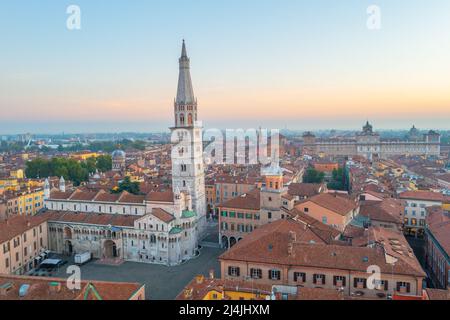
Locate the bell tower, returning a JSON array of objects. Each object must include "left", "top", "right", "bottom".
[{"left": 171, "top": 40, "right": 206, "bottom": 234}]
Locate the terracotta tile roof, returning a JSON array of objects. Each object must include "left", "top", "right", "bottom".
[
  {"left": 220, "top": 220, "right": 425, "bottom": 278},
  {"left": 399, "top": 190, "right": 444, "bottom": 202},
  {"left": 49, "top": 190, "right": 73, "bottom": 200},
  {"left": 363, "top": 189, "right": 390, "bottom": 199},
  {"left": 152, "top": 208, "right": 175, "bottom": 223},
  {"left": 360, "top": 199, "right": 404, "bottom": 224},
  {"left": 214, "top": 175, "right": 259, "bottom": 185},
  {"left": 218, "top": 189, "right": 260, "bottom": 210},
  {"left": 0, "top": 215, "right": 49, "bottom": 244},
  {"left": 176, "top": 276, "right": 272, "bottom": 300},
  {"left": 118, "top": 191, "right": 146, "bottom": 204},
  {"left": 93, "top": 191, "right": 121, "bottom": 202},
  {"left": 51, "top": 189, "right": 146, "bottom": 205},
  {"left": 426, "top": 206, "right": 450, "bottom": 257},
  {"left": 39, "top": 210, "right": 139, "bottom": 227},
  {"left": 69, "top": 190, "right": 98, "bottom": 201},
  {"left": 350, "top": 226, "right": 425, "bottom": 277},
  {"left": 286, "top": 208, "right": 342, "bottom": 241},
  {"left": 288, "top": 183, "right": 322, "bottom": 198},
  {"left": 437, "top": 173, "right": 450, "bottom": 183},
  {"left": 146, "top": 191, "right": 174, "bottom": 203},
  {"left": 297, "top": 193, "right": 358, "bottom": 216},
  {"left": 282, "top": 193, "right": 295, "bottom": 200},
  {"left": 425, "top": 288, "right": 450, "bottom": 300},
  {"left": 0, "top": 274, "right": 143, "bottom": 300}
]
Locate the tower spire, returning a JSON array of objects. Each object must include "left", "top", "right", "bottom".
[
  {"left": 181, "top": 39, "right": 187, "bottom": 58},
  {"left": 176, "top": 40, "right": 195, "bottom": 106}
]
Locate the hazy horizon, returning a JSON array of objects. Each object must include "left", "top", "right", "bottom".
[
  {"left": 1, "top": 0, "right": 450, "bottom": 134},
  {"left": 2, "top": 119, "right": 449, "bottom": 136}
]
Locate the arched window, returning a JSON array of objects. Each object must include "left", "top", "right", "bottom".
[
  {"left": 188, "top": 113, "right": 193, "bottom": 125},
  {"left": 180, "top": 113, "right": 185, "bottom": 126}
]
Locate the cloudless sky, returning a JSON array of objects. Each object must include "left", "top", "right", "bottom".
[{"left": 1, "top": 0, "right": 450, "bottom": 134}]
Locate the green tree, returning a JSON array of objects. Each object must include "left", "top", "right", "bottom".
[
  {"left": 112, "top": 176, "right": 140, "bottom": 195},
  {"left": 96, "top": 155, "right": 112, "bottom": 172},
  {"left": 303, "top": 168, "right": 325, "bottom": 183},
  {"left": 327, "top": 168, "right": 346, "bottom": 191},
  {"left": 82, "top": 157, "right": 97, "bottom": 174}
]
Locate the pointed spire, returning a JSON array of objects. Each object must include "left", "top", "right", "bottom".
[
  {"left": 181, "top": 39, "right": 187, "bottom": 58},
  {"left": 176, "top": 40, "right": 195, "bottom": 105},
  {"left": 44, "top": 178, "right": 50, "bottom": 199},
  {"left": 59, "top": 176, "right": 66, "bottom": 192}
]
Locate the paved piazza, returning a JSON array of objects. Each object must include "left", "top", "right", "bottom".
[{"left": 51, "top": 247, "right": 224, "bottom": 300}]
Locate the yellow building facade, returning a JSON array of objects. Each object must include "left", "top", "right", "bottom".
[{"left": 6, "top": 189, "right": 45, "bottom": 216}]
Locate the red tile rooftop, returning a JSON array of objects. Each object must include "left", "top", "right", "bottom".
[
  {"left": 220, "top": 218, "right": 425, "bottom": 278},
  {"left": 295, "top": 193, "right": 358, "bottom": 216},
  {"left": 288, "top": 183, "right": 323, "bottom": 198},
  {"left": 0, "top": 274, "right": 144, "bottom": 300},
  {"left": 399, "top": 190, "right": 445, "bottom": 202},
  {"left": 426, "top": 206, "right": 450, "bottom": 258},
  {"left": 218, "top": 188, "right": 260, "bottom": 210},
  {"left": 39, "top": 210, "right": 139, "bottom": 227},
  {"left": 145, "top": 190, "right": 174, "bottom": 203},
  {"left": 0, "top": 215, "right": 49, "bottom": 244},
  {"left": 49, "top": 189, "right": 172, "bottom": 204},
  {"left": 152, "top": 208, "right": 175, "bottom": 223}
]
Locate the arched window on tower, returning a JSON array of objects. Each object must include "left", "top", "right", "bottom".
[
  {"left": 180, "top": 113, "right": 185, "bottom": 126},
  {"left": 188, "top": 113, "right": 193, "bottom": 126}
]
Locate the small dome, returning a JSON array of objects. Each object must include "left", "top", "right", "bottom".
[{"left": 112, "top": 150, "right": 126, "bottom": 159}]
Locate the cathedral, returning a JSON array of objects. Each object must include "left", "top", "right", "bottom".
[{"left": 41, "top": 41, "right": 206, "bottom": 266}]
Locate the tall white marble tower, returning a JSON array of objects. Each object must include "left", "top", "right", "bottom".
[{"left": 171, "top": 40, "right": 206, "bottom": 233}]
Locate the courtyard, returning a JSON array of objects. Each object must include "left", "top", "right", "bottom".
[{"left": 50, "top": 246, "right": 224, "bottom": 300}]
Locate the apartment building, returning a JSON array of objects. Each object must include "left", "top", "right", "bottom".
[
  {"left": 295, "top": 193, "right": 359, "bottom": 232},
  {"left": 425, "top": 206, "right": 450, "bottom": 289},
  {"left": 219, "top": 218, "right": 426, "bottom": 299},
  {"left": 218, "top": 189, "right": 261, "bottom": 248},
  {"left": 3, "top": 188, "right": 45, "bottom": 217},
  {"left": 0, "top": 215, "right": 49, "bottom": 275},
  {"left": 399, "top": 190, "right": 447, "bottom": 236}
]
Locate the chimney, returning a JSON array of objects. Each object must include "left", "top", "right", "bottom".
[
  {"left": 209, "top": 269, "right": 215, "bottom": 279},
  {"left": 26, "top": 220, "right": 31, "bottom": 228},
  {"left": 184, "top": 287, "right": 193, "bottom": 299},
  {"left": 288, "top": 243, "right": 295, "bottom": 257},
  {"left": 195, "top": 275, "right": 204, "bottom": 284},
  {"left": 289, "top": 231, "right": 296, "bottom": 242}
]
